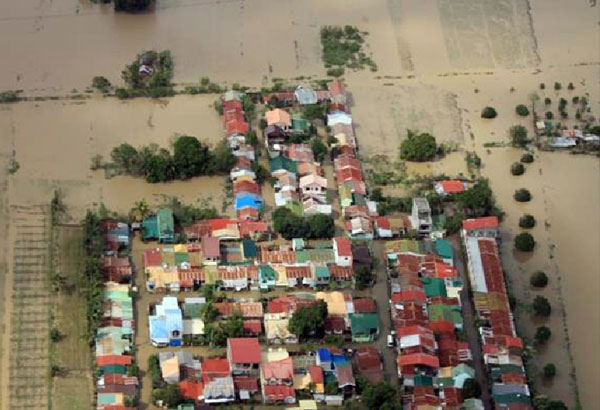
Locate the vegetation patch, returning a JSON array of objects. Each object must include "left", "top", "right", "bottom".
[
  {"left": 520, "top": 153, "right": 534, "bottom": 163},
  {"left": 320, "top": 25, "right": 377, "bottom": 76},
  {"left": 272, "top": 207, "right": 335, "bottom": 240},
  {"left": 509, "top": 125, "right": 529, "bottom": 147},
  {"left": 481, "top": 106, "right": 497, "bottom": 119},
  {"left": 530, "top": 271, "right": 548, "bottom": 288},
  {"left": 514, "top": 188, "right": 532, "bottom": 202},
  {"left": 515, "top": 104, "right": 530, "bottom": 116},
  {"left": 515, "top": 232, "right": 535, "bottom": 252},
  {"left": 116, "top": 50, "right": 175, "bottom": 99},
  {"left": 399, "top": 129, "right": 437, "bottom": 162},
  {"left": 511, "top": 162, "right": 525, "bottom": 176},
  {"left": 0, "top": 90, "right": 21, "bottom": 103},
  {"left": 519, "top": 214, "right": 536, "bottom": 228}
]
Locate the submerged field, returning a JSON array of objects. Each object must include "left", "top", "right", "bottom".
[{"left": 0, "top": 0, "right": 598, "bottom": 408}]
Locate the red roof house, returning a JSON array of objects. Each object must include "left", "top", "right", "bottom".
[
  {"left": 179, "top": 380, "right": 204, "bottom": 402},
  {"left": 202, "top": 358, "right": 230, "bottom": 382},
  {"left": 353, "top": 298, "right": 377, "bottom": 313},
  {"left": 97, "top": 355, "right": 133, "bottom": 367},
  {"left": 227, "top": 338, "right": 261, "bottom": 370},
  {"left": 462, "top": 216, "right": 499, "bottom": 230}
]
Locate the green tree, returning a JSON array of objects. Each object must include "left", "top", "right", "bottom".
[
  {"left": 111, "top": 143, "right": 141, "bottom": 175},
  {"left": 152, "top": 383, "right": 183, "bottom": 408},
  {"left": 457, "top": 179, "right": 495, "bottom": 215},
  {"left": 306, "top": 213, "right": 335, "bottom": 239},
  {"left": 114, "top": 0, "right": 152, "bottom": 12},
  {"left": 130, "top": 199, "right": 151, "bottom": 222},
  {"left": 530, "top": 271, "right": 548, "bottom": 288},
  {"left": 516, "top": 104, "right": 530, "bottom": 116},
  {"left": 210, "top": 140, "right": 236, "bottom": 174},
  {"left": 399, "top": 130, "right": 437, "bottom": 161},
  {"left": 222, "top": 311, "right": 244, "bottom": 338},
  {"left": 519, "top": 214, "right": 536, "bottom": 228},
  {"left": 462, "top": 378, "right": 481, "bottom": 399},
  {"left": 355, "top": 266, "right": 374, "bottom": 290},
  {"left": 544, "top": 97, "right": 551, "bottom": 105},
  {"left": 443, "top": 215, "right": 464, "bottom": 235},
  {"left": 554, "top": 82, "right": 561, "bottom": 91},
  {"left": 515, "top": 232, "right": 535, "bottom": 252},
  {"left": 509, "top": 125, "right": 529, "bottom": 147},
  {"left": 273, "top": 207, "right": 306, "bottom": 239},
  {"left": 520, "top": 153, "right": 534, "bottom": 163},
  {"left": 511, "top": 162, "right": 525, "bottom": 176},
  {"left": 543, "top": 363, "right": 556, "bottom": 378},
  {"left": 200, "top": 301, "right": 218, "bottom": 322},
  {"left": 50, "top": 328, "right": 61, "bottom": 342},
  {"left": 173, "top": 136, "right": 210, "bottom": 179},
  {"left": 288, "top": 300, "right": 328, "bottom": 340},
  {"left": 533, "top": 296, "right": 551, "bottom": 317},
  {"left": 310, "top": 137, "right": 328, "bottom": 162},
  {"left": 545, "top": 111, "right": 554, "bottom": 120},
  {"left": 362, "top": 382, "right": 398, "bottom": 410},
  {"left": 245, "top": 131, "right": 259, "bottom": 147},
  {"left": 148, "top": 354, "right": 163, "bottom": 388},
  {"left": 535, "top": 325, "right": 552, "bottom": 344},
  {"left": 371, "top": 187, "right": 383, "bottom": 202},
  {"left": 144, "top": 154, "right": 173, "bottom": 183},
  {"left": 92, "top": 76, "right": 111, "bottom": 92},
  {"left": 514, "top": 188, "right": 531, "bottom": 202},
  {"left": 481, "top": 106, "right": 497, "bottom": 119}
]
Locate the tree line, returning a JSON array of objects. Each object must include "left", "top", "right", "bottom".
[
  {"left": 272, "top": 207, "right": 335, "bottom": 240},
  {"left": 104, "top": 136, "right": 236, "bottom": 183}
]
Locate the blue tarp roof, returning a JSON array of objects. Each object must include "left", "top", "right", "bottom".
[
  {"left": 234, "top": 193, "right": 263, "bottom": 211},
  {"left": 317, "top": 348, "right": 331, "bottom": 362}
]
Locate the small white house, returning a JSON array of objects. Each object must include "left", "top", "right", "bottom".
[
  {"left": 299, "top": 174, "right": 327, "bottom": 200},
  {"left": 333, "top": 237, "right": 352, "bottom": 267}
]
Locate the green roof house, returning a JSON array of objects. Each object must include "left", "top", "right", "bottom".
[
  {"left": 142, "top": 208, "right": 174, "bottom": 243},
  {"left": 349, "top": 313, "right": 379, "bottom": 342},
  {"left": 339, "top": 183, "right": 353, "bottom": 208},
  {"left": 427, "top": 303, "right": 463, "bottom": 330},
  {"left": 315, "top": 266, "right": 331, "bottom": 285},
  {"left": 259, "top": 265, "right": 278, "bottom": 291},
  {"left": 270, "top": 156, "right": 298, "bottom": 175},
  {"left": 291, "top": 115, "right": 310, "bottom": 133},
  {"left": 242, "top": 238, "right": 257, "bottom": 259},
  {"left": 435, "top": 239, "right": 454, "bottom": 265}
]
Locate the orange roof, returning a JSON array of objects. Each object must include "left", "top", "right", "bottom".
[
  {"left": 462, "top": 216, "right": 499, "bottom": 230},
  {"left": 226, "top": 118, "right": 249, "bottom": 135},
  {"left": 179, "top": 380, "right": 204, "bottom": 401},
  {"left": 202, "top": 358, "right": 230, "bottom": 381},
  {"left": 309, "top": 365, "right": 324, "bottom": 384},
  {"left": 439, "top": 180, "right": 465, "bottom": 194},
  {"left": 353, "top": 298, "right": 377, "bottom": 313},
  {"left": 262, "top": 357, "right": 294, "bottom": 380},
  {"left": 228, "top": 338, "right": 261, "bottom": 364},
  {"left": 334, "top": 236, "right": 352, "bottom": 257},
  {"left": 265, "top": 108, "right": 291, "bottom": 127},
  {"left": 397, "top": 353, "right": 440, "bottom": 368},
  {"left": 97, "top": 355, "right": 132, "bottom": 366}
]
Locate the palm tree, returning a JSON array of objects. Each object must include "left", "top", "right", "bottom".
[{"left": 130, "top": 199, "right": 150, "bottom": 222}]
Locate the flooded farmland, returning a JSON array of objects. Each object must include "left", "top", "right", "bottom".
[{"left": 0, "top": 0, "right": 598, "bottom": 408}]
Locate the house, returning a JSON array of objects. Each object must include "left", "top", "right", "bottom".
[
  {"left": 149, "top": 297, "right": 183, "bottom": 347},
  {"left": 238, "top": 207, "right": 259, "bottom": 222},
  {"left": 285, "top": 265, "right": 315, "bottom": 288},
  {"left": 331, "top": 124, "right": 356, "bottom": 148},
  {"left": 333, "top": 237, "right": 353, "bottom": 267},
  {"left": 435, "top": 239, "right": 454, "bottom": 266},
  {"left": 264, "top": 125, "right": 286, "bottom": 146},
  {"left": 201, "top": 237, "right": 220, "bottom": 265},
  {"left": 209, "top": 218, "right": 241, "bottom": 240},
  {"left": 315, "top": 266, "right": 331, "bottom": 286},
  {"left": 299, "top": 174, "right": 327, "bottom": 199},
  {"left": 261, "top": 357, "right": 296, "bottom": 404},
  {"left": 203, "top": 357, "right": 231, "bottom": 381},
  {"left": 233, "top": 180, "right": 261, "bottom": 196},
  {"left": 259, "top": 265, "right": 278, "bottom": 291},
  {"left": 327, "top": 112, "right": 352, "bottom": 126},
  {"left": 353, "top": 298, "right": 377, "bottom": 314},
  {"left": 223, "top": 90, "right": 243, "bottom": 102},
  {"left": 328, "top": 80, "right": 346, "bottom": 105},
  {"left": 410, "top": 198, "right": 432, "bottom": 236},
  {"left": 294, "top": 85, "right": 318, "bottom": 105},
  {"left": 345, "top": 216, "right": 374, "bottom": 240},
  {"left": 462, "top": 216, "right": 499, "bottom": 239},
  {"left": 303, "top": 197, "right": 332, "bottom": 216},
  {"left": 349, "top": 313, "right": 379, "bottom": 342},
  {"left": 266, "top": 109, "right": 292, "bottom": 129},
  {"left": 297, "top": 161, "right": 323, "bottom": 177},
  {"left": 234, "top": 192, "right": 263, "bottom": 212},
  {"left": 203, "top": 376, "right": 235, "bottom": 404},
  {"left": 328, "top": 265, "right": 355, "bottom": 284},
  {"left": 264, "top": 313, "right": 297, "bottom": 344},
  {"left": 291, "top": 115, "right": 311, "bottom": 134},
  {"left": 434, "top": 180, "right": 466, "bottom": 196},
  {"left": 355, "top": 347, "right": 383, "bottom": 384},
  {"left": 226, "top": 118, "right": 249, "bottom": 136},
  {"left": 142, "top": 208, "right": 174, "bottom": 243},
  {"left": 270, "top": 156, "right": 298, "bottom": 176},
  {"left": 243, "top": 320, "right": 263, "bottom": 336},
  {"left": 179, "top": 380, "right": 204, "bottom": 403},
  {"left": 287, "top": 144, "right": 315, "bottom": 162},
  {"left": 374, "top": 216, "right": 393, "bottom": 238},
  {"left": 227, "top": 338, "right": 262, "bottom": 375},
  {"left": 234, "top": 376, "right": 260, "bottom": 400}
]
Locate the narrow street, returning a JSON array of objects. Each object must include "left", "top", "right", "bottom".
[{"left": 450, "top": 235, "right": 492, "bottom": 410}]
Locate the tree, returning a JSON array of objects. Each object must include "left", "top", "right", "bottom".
[
  {"left": 152, "top": 383, "right": 183, "bottom": 408},
  {"left": 111, "top": 143, "right": 141, "bottom": 175},
  {"left": 130, "top": 199, "right": 151, "bottom": 222},
  {"left": 545, "top": 111, "right": 554, "bottom": 120},
  {"left": 144, "top": 154, "right": 173, "bottom": 183},
  {"left": 245, "top": 131, "right": 259, "bottom": 147},
  {"left": 519, "top": 214, "right": 536, "bottom": 228},
  {"left": 288, "top": 300, "right": 328, "bottom": 339},
  {"left": 210, "top": 140, "right": 236, "bottom": 174},
  {"left": 200, "top": 301, "right": 218, "bottom": 322},
  {"left": 535, "top": 325, "right": 552, "bottom": 344},
  {"left": 310, "top": 137, "right": 328, "bottom": 162},
  {"left": 533, "top": 296, "right": 551, "bottom": 317},
  {"left": 92, "top": 76, "right": 111, "bottom": 92},
  {"left": 543, "top": 363, "right": 556, "bottom": 378},
  {"left": 362, "top": 382, "right": 398, "bottom": 410},
  {"left": 514, "top": 188, "right": 531, "bottom": 202},
  {"left": 544, "top": 97, "right": 551, "bottom": 105},
  {"left": 509, "top": 125, "right": 529, "bottom": 147},
  {"left": 554, "top": 82, "right": 561, "bottom": 91},
  {"left": 303, "top": 104, "right": 326, "bottom": 120},
  {"left": 114, "top": 0, "right": 152, "bottom": 11},
  {"left": 399, "top": 130, "right": 437, "bottom": 161},
  {"left": 222, "top": 312, "right": 244, "bottom": 338},
  {"left": 173, "top": 136, "right": 209, "bottom": 179},
  {"left": 567, "top": 82, "right": 574, "bottom": 90},
  {"left": 516, "top": 104, "right": 530, "bottom": 116},
  {"left": 520, "top": 153, "right": 534, "bottom": 163},
  {"left": 306, "top": 213, "right": 335, "bottom": 239},
  {"left": 355, "top": 266, "right": 374, "bottom": 290},
  {"left": 511, "top": 162, "right": 525, "bottom": 176},
  {"left": 371, "top": 187, "right": 383, "bottom": 202},
  {"left": 462, "top": 378, "right": 481, "bottom": 399},
  {"left": 457, "top": 179, "right": 495, "bottom": 215},
  {"left": 530, "top": 271, "right": 548, "bottom": 288},
  {"left": 444, "top": 215, "right": 464, "bottom": 234},
  {"left": 273, "top": 207, "right": 306, "bottom": 239},
  {"left": 481, "top": 106, "right": 497, "bottom": 119},
  {"left": 515, "top": 232, "right": 535, "bottom": 252},
  {"left": 50, "top": 327, "right": 61, "bottom": 342},
  {"left": 148, "top": 354, "right": 163, "bottom": 388}
]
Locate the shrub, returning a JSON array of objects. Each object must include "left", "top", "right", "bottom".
[
  {"left": 481, "top": 106, "right": 497, "bottom": 119},
  {"left": 114, "top": 0, "right": 151, "bottom": 12},
  {"left": 533, "top": 296, "right": 552, "bottom": 317},
  {"left": 326, "top": 67, "right": 345, "bottom": 77},
  {"left": 543, "top": 363, "right": 556, "bottom": 378},
  {"left": 554, "top": 82, "right": 561, "bottom": 90},
  {"left": 535, "top": 325, "right": 552, "bottom": 344},
  {"left": 399, "top": 129, "right": 437, "bottom": 161},
  {"left": 519, "top": 214, "right": 536, "bottom": 228},
  {"left": 545, "top": 111, "right": 553, "bottom": 120},
  {"left": 515, "top": 232, "right": 535, "bottom": 251},
  {"left": 115, "top": 88, "right": 130, "bottom": 99},
  {"left": 511, "top": 162, "right": 525, "bottom": 176},
  {"left": 509, "top": 125, "right": 528, "bottom": 147},
  {"left": 560, "top": 110, "right": 568, "bottom": 119},
  {"left": 92, "top": 76, "right": 111, "bottom": 92},
  {"left": 530, "top": 271, "right": 548, "bottom": 288},
  {"left": 50, "top": 328, "right": 61, "bottom": 342},
  {"left": 539, "top": 83, "right": 545, "bottom": 90},
  {"left": 0, "top": 90, "right": 20, "bottom": 103},
  {"left": 520, "top": 153, "right": 534, "bottom": 163},
  {"left": 544, "top": 97, "right": 551, "bottom": 105},
  {"left": 515, "top": 104, "right": 530, "bottom": 116},
  {"left": 514, "top": 188, "right": 531, "bottom": 202},
  {"left": 572, "top": 96, "right": 579, "bottom": 104},
  {"left": 567, "top": 82, "right": 574, "bottom": 90},
  {"left": 462, "top": 378, "right": 481, "bottom": 399}
]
